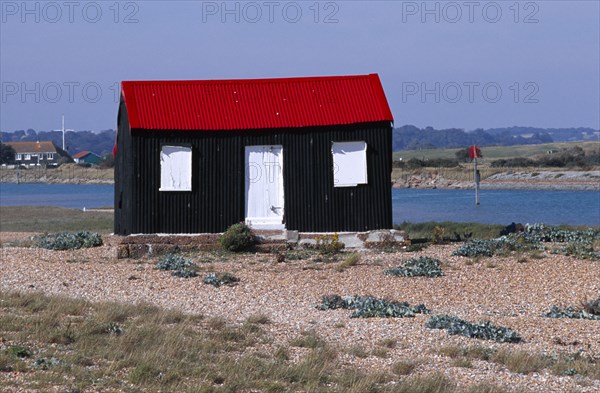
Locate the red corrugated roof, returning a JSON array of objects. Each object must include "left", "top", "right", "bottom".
[
  {"left": 72, "top": 151, "right": 90, "bottom": 159},
  {"left": 121, "top": 74, "right": 393, "bottom": 131}
]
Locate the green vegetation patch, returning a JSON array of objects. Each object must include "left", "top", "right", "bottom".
[
  {"left": 5, "top": 345, "right": 33, "bottom": 359},
  {"left": 524, "top": 223, "right": 599, "bottom": 243},
  {"left": 545, "top": 298, "right": 600, "bottom": 320},
  {"left": 155, "top": 254, "right": 198, "bottom": 278},
  {"left": 384, "top": 256, "right": 444, "bottom": 277},
  {"left": 453, "top": 224, "right": 599, "bottom": 259},
  {"left": 34, "top": 231, "right": 103, "bottom": 250},
  {"left": 203, "top": 272, "right": 240, "bottom": 287},
  {"left": 426, "top": 315, "right": 522, "bottom": 343},
  {"left": 315, "top": 233, "right": 345, "bottom": 255},
  {"left": 394, "top": 221, "right": 504, "bottom": 241},
  {"left": 219, "top": 223, "right": 257, "bottom": 252},
  {"left": 544, "top": 306, "right": 600, "bottom": 321},
  {"left": 551, "top": 242, "right": 600, "bottom": 260},
  {"left": 452, "top": 236, "right": 542, "bottom": 257},
  {"left": 318, "top": 295, "right": 430, "bottom": 318}
]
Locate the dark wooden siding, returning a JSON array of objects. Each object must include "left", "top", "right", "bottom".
[
  {"left": 114, "top": 99, "right": 135, "bottom": 235},
  {"left": 115, "top": 121, "right": 392, "bottom": 235}
]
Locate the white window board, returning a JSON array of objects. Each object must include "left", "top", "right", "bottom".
[
  {"left": 160, "top": 145, "right": 192, "bottom": 191},
  {"left": 332, "top": 141, "right": 367, "bottom": 187}
]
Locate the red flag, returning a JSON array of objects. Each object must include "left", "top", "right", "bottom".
[{"left": 469, "top": 145, "right": 482, "bottom": 159}]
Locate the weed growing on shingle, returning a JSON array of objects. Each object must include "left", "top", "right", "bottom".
[
  {"left": 582, "top": 297, "right": 600, "bottom": 315},
  {"left": 426, "top": 315, "right": 521, "bottom": 343},
  {"left": 406, "top": 242, "right": 429, "bottom": 252},
  {"left": 347, "top": 345, "right": 369, "bottom": 358},
  {"left": 391, "top": 359, "right": 421, "bottom": 376},
  {"left": 202, "top": 272, "right": 240, "bottom": 287},
  {"left": 544, "top": 301, "right": 600, "bottom": 320},
  {"left": 452, "top": 357, "right": 473, "bottom": 368},
  {"left": 316, "top": 233, "right": 345, "bottom": 255},
  {"left": 336, "top": 252, "right": 360, "bottom": 272},
  {"left": 491, "top": 349, "right": 551, "bottom": 374},
  {"left": 289, "top": 329, "right": 326, "bottom": 349},
  {"left": 551, "top": 352, "right": 600, "bottom": 379},
  {"left": 436, "top": 345, "right": 494, "bottom": 362},
  {"left": 5, "top": 345, "right": 33, "bottom": 359},
  {"left": 393, "top": 372, "right": 457, "bottom": 393},
  {"left": 453, "top": 236, "right": 543, "bottom": 258},
  {"left": 524, "top": 224, "right": 599, "bottom": 243},
  {"left": 384, "top": 256, "right": 444, "bottom": 277},
  {"left": 454, "top": 224, "right": 600, "bottom": 259},
  {"left": 551, "top": 241, "right": 600, "bottom": 260},
  {"left": 155, "top": 253, "right": 198, "bottom": 278},
  {"left": 318, "top": 294, "right": 430, "bottom": 318},
  {"left": 371, "top": 347, "right": 389, "bottom": 358},
  {"left": 377, "top": 338, "right": 397, "bottom": 349},
  {"left": 464, "top": 382, "right": 510, "bottom": 393},
  {"left": 284, "top": 249, "right": 315, "bottom": 261},
  {"left": 246, "top": 314, "right": 270, "bottom": 325},
  {"left": 34, "top": 231, "right": 103, "bottom": 250}
]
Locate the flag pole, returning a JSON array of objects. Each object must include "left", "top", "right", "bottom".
[{"left": 474, "top": 157, "right": 480, "bottom": 206}]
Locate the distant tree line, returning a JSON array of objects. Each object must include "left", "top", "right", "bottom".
[
  {"left": 2, "top": 126, "right": 597, "bottom": 155},
  {"left": 394, "top": 146, "right": 599, "bottom": 170},
  {"left": 393, "top": 125, "right": 597, "bottom": 151},
  {"left": 490, "top": 147, "right": 600, "bottom": 169}
]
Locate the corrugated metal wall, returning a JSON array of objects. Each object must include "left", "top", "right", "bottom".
[{"left": 115, "top": 122, "right": 392, "bottom": 235}]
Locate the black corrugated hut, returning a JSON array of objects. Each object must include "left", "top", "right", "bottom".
[{"left": 114, "top": 74, "right": 394, "bottom": 235}]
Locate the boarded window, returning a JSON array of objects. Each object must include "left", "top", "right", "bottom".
[
  {"left": 332, "top": 141, "right": 367, "bottom": 187},
  {"left": 160, "top": 146, "right": 192, "bottom": 191}
]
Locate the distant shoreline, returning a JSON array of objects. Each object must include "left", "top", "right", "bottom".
[
  {"left": 2, "top": 169, "right": 598, "bottom": 191},
  {"left": 393, "top": 170, "right": 600, "bottom": 191},
  {"left": 393, "top": 182, "right": 599, "bottom": 191}
]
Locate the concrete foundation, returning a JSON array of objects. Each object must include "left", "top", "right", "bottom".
[{"left": 116, "top": 229, "right": 408, "bottom": 259}]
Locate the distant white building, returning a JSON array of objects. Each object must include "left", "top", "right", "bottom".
[{"left": 6, "top": 141, "right": 71, "bottom": 167}]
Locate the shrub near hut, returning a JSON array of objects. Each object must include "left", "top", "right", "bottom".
[
  {"left": 219, "top": 223, "right": 256, "bottom": 252},
  {"left": 35, "top": 231, "right": 103, "bottom": 250}
]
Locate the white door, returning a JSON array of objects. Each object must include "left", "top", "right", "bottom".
[{"left": 245, "top": 145, "right": 285, "bottom": 229}]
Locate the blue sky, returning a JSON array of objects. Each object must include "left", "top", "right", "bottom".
[{"left": 1, "top": 0, "right": 599, "bottom": 132}]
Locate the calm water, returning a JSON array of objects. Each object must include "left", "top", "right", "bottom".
[
  {"left": 393, "top": 188, "right": 600, "bottom": 226},
  {"left": 0, "top": 183, "right": 599, "bottom": 226}
]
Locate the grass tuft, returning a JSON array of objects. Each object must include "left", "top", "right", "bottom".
[
  {"left": 392, "top": 359, "right": 421, "bottom": 376},
  {"left": 492, "top": 349, "right": 550, "bottom": 374},
  {"left": 289, "top": 329, "right": 326, "bottom": 349},
  {"left": 393, "top": 372, "right": 457, "bottom": 393},
  {"left": 335, "top": 252, "right": 361, "bottom": 272}
]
